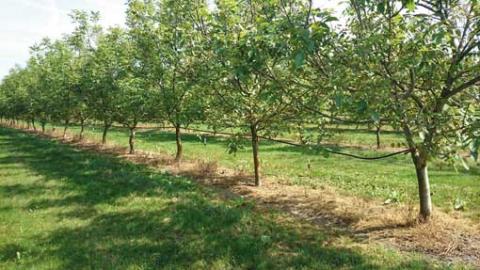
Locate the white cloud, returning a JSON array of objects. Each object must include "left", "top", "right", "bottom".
[
  {"left": 45, "top": 0, "right": 66, "bottom": 37},
  {"left": 1, "top": 0, "right": 343, "bottom": 79},
  {"left": 84, "top": 0, "right": 126, "bottom": 26},
  {"left": 0, "top": 0, "right": 126, "bottom": 79}
]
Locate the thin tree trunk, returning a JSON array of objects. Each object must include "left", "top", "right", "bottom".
[
  {"left": 63, "top": 119, "right": 69, "bottom": 139},
  {"left": 102, "top": 122, "right": 110, "bottom": 145},
  {"left": 250, "top": 124, "right": 261, "bottom": 186},
  {"left": 376, "top": 125, "right": 381, "bottom": 149},
  {"left": 129, "top": 127, "right": 136, "bottom": 154},
  {"left": 175, "top": 125, "right": 183, "bottom": 162},
  {"left": 31, "top": 118, "right": 36, "bottom": 131},
  {"left": 41, "top": 122, "right": 46, "bottom": 133},
  {"left": 79, "top": 118, "right": 85, "bottom": 140},
  {"left": 298, "top": 123, "right": 306, "bottom": 145},
  {"left": 403, "top": 123, "right": 433, "bottom": 221},
  {"left": 411, "top": 150, "right": 432, "bottom": 220}
]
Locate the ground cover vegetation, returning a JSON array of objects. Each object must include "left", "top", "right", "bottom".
[
  {"left": 2, "top": 127, "right": 472, "bottom": 269},
  {"left": 1, "top": 0, "right": 479, "bottom": 223}
]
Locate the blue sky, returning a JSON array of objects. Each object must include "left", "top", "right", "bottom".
[{"left": 0, "top": 0, "right": 343, "bottom": 80}]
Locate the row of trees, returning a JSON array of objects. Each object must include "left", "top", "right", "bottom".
[{"left": 1, "top": 0, "right": 479, "bottom": 220}]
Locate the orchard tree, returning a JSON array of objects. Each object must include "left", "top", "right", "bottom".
[
  {"left": 51, "top": 40, "right": 78, "bottom": 139},
  {"left": 16, "top": 59, "right": 41, "bottom": 130},
  {"left": 206, "top": 0, "right": 333, "bottom": 186},
  {"left": 0, "top": 79, "right": 6, "bottom": 122},
  {"left": 84, "top": 27, "right": 129, "bottom": 145},
  {"left": 127, "top": 0, "right": 210, "bottom": 161},
  {"left": 110, "top": 30, "right": 154, "bottom": 154},
  {"left": 117, "top": 77, "right": 154, "bottom": 154},
  {"left": 30, "top": 39, "right": 60, "bottom": 133},
  {"left": 31, "top": 38, "right": 78, "bottom": 138},
  {"left": 67, "top": 10, "right": 102, "bottom": 140},
  {"left": 348, "top": 0, "right": 480, "bottom": 220},
  {"left": 0, "top": 67, "right": 29, "bottom": 124},
  {"left": 50, "top": 41, "right": 77, "bottom": 139}
]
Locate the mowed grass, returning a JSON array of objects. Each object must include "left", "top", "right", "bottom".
[
  {"left": 0, "top": 127, "right": 458, "bottom": 269},
  {"left": 53, "top": 123, "right": 480, "bottom": 221},
  {"left": 284, "top": 125, "right": 407, "bottom": 148}
]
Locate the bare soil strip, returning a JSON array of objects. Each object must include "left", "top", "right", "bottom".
[{"left": 16, "top": 127, "right": 480, "bottom": 267}]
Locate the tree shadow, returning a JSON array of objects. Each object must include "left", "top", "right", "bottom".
[
  {"left": 0, "top": 128, "right": 435, "bottom": 269},
  {"left": 32, "top": 200, "right": 390, "bottom": 269}
]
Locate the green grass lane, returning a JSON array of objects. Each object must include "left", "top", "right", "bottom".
[
  {"left": 0, "top": 127, "right": 466, "bottom": 269},
  {"left": 52, "top": 124, "right": 480, "bottom": 221}
]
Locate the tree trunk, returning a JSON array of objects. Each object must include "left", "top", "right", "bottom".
[
  {"left": 79, "top": 118, "right": 85, "bottom": 140},
  {"left": 63, "top": 119, "right": 69, "bottom": 139},
  {"left": 403, "top": 122, "right": 433, "bottom": 221},
  {"left": 250, "top": 124, "right": 261, "bottom": 186},
  {"left": 411, "top": 149, "right": 432, "bottom": 220},
  {"left": 102, "top": 123, "right": 110, "bottom": 145},
  {"left": 175, "top": 125, "right": 183, "bottom": 162},
  {"left": 376, "top": 125, "right": 381, "bottom": 149},
  {"left": 41, "top": 122, "right": 46, "bottom": 133},
  {"left": 31, "top": 118, "right": 36, "bottom": 131},
  {"left": 129, "top": 127, "right": 136, "bottom": 154}
]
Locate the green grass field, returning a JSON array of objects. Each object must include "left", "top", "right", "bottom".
[
  {"left": 0, "top": 127, "right": 463, "bottom": 269},
  {"left": 45, "top": 123, "right": 480, "bottom": 221}
]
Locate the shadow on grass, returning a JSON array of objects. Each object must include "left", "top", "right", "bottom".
[{"left": 0, "top": 127, "right": 433, "bottom": 269}]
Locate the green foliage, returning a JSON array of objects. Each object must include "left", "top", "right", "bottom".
[
  {"left": 126, "top": 0, "right": 209, "bottom": 127},
  {"left": 226, "top": 134, "right": 246, "bottom": 155},
  {"left": 348, "top": 0, "right": 480, "bottom": 161},
  {"left": 208, "top": 0, "right": 323, "bottom": 134}
]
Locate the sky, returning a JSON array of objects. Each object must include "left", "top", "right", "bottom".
[{"left": 0, "top": 0, "right": 343, "bottom": 80}]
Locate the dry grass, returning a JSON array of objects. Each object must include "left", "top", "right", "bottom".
[
  {"left": 193, "top": 159, "right": 219, "bottom": 178},
  {"left": 225, "top": 180, "right": 480, "bottom": 266},
  {"left": 11, "top": 124, "right": 480, "bottom": 267}
]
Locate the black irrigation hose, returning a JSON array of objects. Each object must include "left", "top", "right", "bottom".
[
  {"left": 85, "top": 124, "right": 413, "bottom": 160},
  {"left": 171, "top": 126, "right": 412, "bottom": 160},
  {"left": 263, "top": 137, "right": 412, "bottom": 160}
]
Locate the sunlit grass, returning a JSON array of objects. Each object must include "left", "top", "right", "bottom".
[
  {"left": 42, "top": 122, "right": 480, "bottom": 221},
  {"left": 0, "top": 127, "right": 460, "bottom": 269}
]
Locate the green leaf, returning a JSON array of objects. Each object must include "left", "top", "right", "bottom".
[
  {"left": 294, "top": 51, "right": 305, "bottom": 68},
  {"left": 405, "top": 0, "right": 416, "bottom": 12},
  {"left": 377, "top": 2, "right": 385, "bottom": 13},
  {"left": 371, "top": 112, "right": 380, "bottom": 123},
  {"left": 356, "top": 100, "right": 368, "bottom": 113},
  {"left": 335, "top": 95, "right": 343, "bottom": 108}
]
